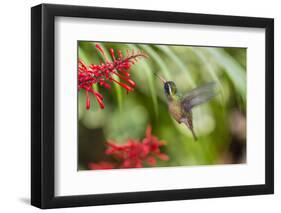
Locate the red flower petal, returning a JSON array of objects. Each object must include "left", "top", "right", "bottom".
[
  {"left": 95, "top": 44, "right": 106, "bottom": 59},
  {"left": 95, "top": 95, "right": 105, "bottom": 109},
  {"left": 86, "top": 91, "right": 90, "bottom": 110},
  {"left": 126, "top": 79, "right": 136, "bottom": 88},
  {"left": 122, "top": 159, "right": 132, "bottom": 168},
  {"left": 118, "top": 50, "right": 123, "bottom": 59},
  {"left": 146, "top": 124, "right": 152, "bottom": 138},
  {"left": 110, "top": 48, "right": 115, "bottom": 60},
  {"left": 157, "top": 153, "right": 169, "bottom": 161},
  {"left": 110, "top": 78, "right": 133, "bottom": 92},
  {"left": 89, "top": 90, "right": 105, "bottom": 109},
  {"left": 88, "top": 162, "right": 115, "bottom": 170},
  {"left": 119, "top": 69, "right": 130, "bottom": 77},
  {"left": 86, "top": 96, "right": 90, "bottom": 110},
  {"left": 146, "top": 156, "right": 157, "bottom": 166},
  {"left": 135, "top": 159, "right": 143, "bottom": 168}
]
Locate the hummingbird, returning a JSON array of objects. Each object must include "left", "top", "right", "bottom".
[{"left": 154, "top": 73, "right": 217, "bottom": 140}]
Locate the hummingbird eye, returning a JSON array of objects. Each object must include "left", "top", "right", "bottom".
[{"left": 164, "top": 82, "right": 174, "bottom": 95}]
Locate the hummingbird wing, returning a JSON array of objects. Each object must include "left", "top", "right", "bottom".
[{"left": 181, "top": 82, "right": 217, "bottom": 111}]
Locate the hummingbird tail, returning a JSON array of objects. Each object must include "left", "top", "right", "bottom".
[
  {"left": 190, "top": 128, "right": 198, "bottom": 141},
  {"left": 187, "top": 113, "right": 197, "bottom": 141},
  {"left": 181, "top": 118, "right": 198, "bottom": 141}
]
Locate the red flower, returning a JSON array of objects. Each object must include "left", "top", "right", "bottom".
[
  {"left": 88, "top": 125, "right": 169, "bottom": 170},
  {"left": 88, "top": 161, "right": 115, "bottom": 170},
  {"left": 142, "top": 125, "right": 169, "bottom": 161},
  {"left": 78, "top": 44, "right": 148, "bottom": 109}
]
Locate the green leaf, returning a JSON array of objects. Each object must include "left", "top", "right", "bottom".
[
  {"left": 126, "top": 44, "right": 159, "bottom": 116},
  {"left": 156, "top": 45, "right": 196, "bottom": 87},
  {"left": 139, "top": 45, "right": 171, "bottom": 80},
  {"left": 205, "top": 48, "right": 246, "bottom": 101}
]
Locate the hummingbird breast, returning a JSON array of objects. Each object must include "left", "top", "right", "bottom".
[{"left": 168, "top": 101, "right": 184, "bottom": 122}]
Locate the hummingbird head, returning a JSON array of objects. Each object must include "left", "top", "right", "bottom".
[
  {"left": 164, "top": 81, "right": 177, "bottom": 97},
  {"left": 153, "top": 72, "right": 177, "bottom": 98}
]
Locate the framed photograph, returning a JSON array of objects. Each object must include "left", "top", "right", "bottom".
[{"left": 31, "top": 3, "right": 274, "bottom": 209}]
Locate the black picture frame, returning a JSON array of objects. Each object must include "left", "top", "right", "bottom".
[{"left": 31, "top": 3, "right": 274, "bottom": 209}]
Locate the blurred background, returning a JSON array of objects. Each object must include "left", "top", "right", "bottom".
[{"left": 78, "top": 41, "right": 246, "bottom": 170}]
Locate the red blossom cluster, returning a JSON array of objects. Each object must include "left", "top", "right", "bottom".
[
  {"left": 89, "top": 125, "right": 169, "bottom": 170},
  {"left": 78, "top": 44, "right": 148, "bottom": 109}
]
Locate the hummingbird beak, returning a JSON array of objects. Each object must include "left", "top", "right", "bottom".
[{"left": 153, "top": 72, "right": 166, "bottom": 84}]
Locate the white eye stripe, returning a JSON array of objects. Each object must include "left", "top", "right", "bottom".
[{"left": 168, "top": 85, "right": 172, "bottom": 95}]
